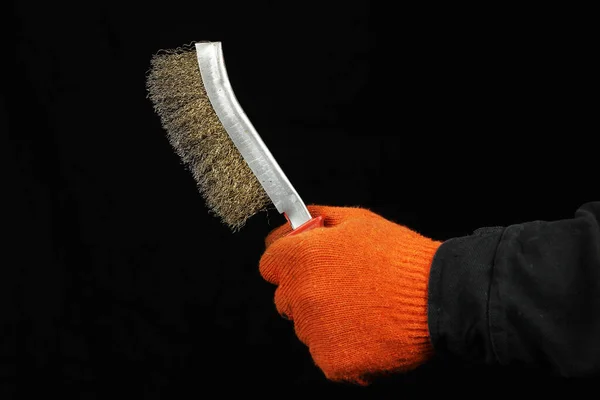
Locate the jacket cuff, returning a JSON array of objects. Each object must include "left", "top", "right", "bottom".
[{"left": 427, "top": 227, "right": 504, "bottom": 365}]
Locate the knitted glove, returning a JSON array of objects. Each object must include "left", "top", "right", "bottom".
[{"left": 259, "top": 205, "right": 442, "bottom": 385}]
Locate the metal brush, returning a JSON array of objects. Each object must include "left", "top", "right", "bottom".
[{"left": 146, "top": 41, "right": 323, "bottom": 233}]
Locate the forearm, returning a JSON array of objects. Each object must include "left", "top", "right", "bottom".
[{"left": 428, "top": 202, "right": 600, "bottom": 376}]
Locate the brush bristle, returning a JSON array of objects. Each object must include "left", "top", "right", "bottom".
[{"left": 145, "top": 46, "right": 270, "bottom": 231}]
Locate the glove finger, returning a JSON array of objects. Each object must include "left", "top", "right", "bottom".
[
  {"left": 274, "top": 285, "right": 293, "bottom": 321},
  {"left": 265, "top": 221, "right": 293, "bottom": 248},
  {"left": 259, "top": 245, "right": 285, "bottom": 285},
  {"left": 306, "top": 205, "right": 377, "bottom": 227},
  {"left": 265, "top": 205, "right": 375, "bottom": 249},
  {"left": 260, "top": 234, "right": 306, "bottom": 285}
]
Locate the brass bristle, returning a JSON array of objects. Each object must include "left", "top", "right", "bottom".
[{"left": 145, "top": 46, "right": 270, "bottom": 231}]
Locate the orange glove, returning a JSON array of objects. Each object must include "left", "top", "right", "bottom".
[{"left": 259, "top": 205, "right": 442, "bottom": 385}]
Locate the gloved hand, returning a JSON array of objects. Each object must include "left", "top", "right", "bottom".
[{"left": 259, "top": 205, "right": 442, "bottom": 385}]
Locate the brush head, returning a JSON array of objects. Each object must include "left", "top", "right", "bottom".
[{"left": 146, "top": 45, "right": 270, "bottom": 231}]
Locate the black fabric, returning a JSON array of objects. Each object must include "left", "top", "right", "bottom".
[
  {"left": 428, "top": 202, "right": 600, "bottom": 376},
  {"left": 428, "top": 226, "right": 504, "bottom": 364}
]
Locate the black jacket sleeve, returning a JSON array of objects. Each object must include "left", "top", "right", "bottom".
[{"left": 427, "top": 202, "right": 600, "bottom": 377}]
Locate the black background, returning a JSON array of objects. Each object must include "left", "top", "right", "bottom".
[{"left": 4, "top": 1, "right": 598, "bottom": 397}]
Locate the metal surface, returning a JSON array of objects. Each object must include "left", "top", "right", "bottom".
[{"left": 195, "top": 42, "right": 312, "bottom": 229}]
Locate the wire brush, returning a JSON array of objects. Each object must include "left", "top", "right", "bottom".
[{"left": 146, "top": 41, "right": 323, "bottom": 234}]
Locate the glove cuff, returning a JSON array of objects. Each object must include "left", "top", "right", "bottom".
[{"left": 372, "top": 235, "right": 441, "bottom": 374}]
